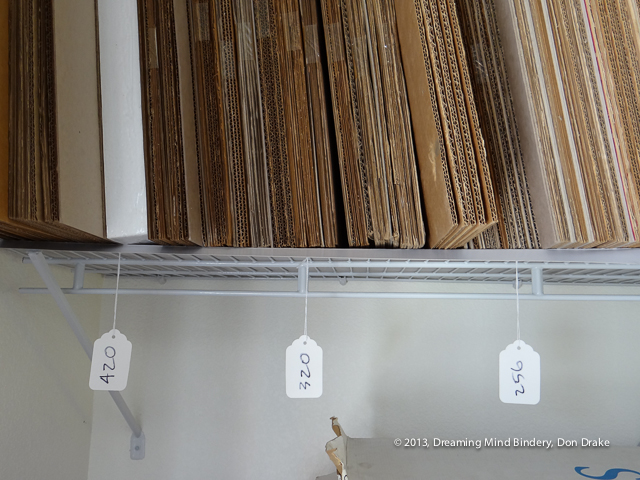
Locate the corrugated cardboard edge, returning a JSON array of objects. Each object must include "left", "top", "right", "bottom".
[
  {"left": 493, "top": 0, "right": 565, "bottom": 248},
  {"left": 174, "top": 0, "right": 204, "bottom": 246},
  {"left": 0, "top": 0, "right": 11, "bottom": 237},
  {"left": 394, "top": 1, "right": 459, "bottom": 248}
]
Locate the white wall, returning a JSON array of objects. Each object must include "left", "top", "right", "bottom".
[
  {"left": 87, "top": 276, "right": 640, "bottom": 480},
  {"left": 0, "top": 250, "right": 102, "bottom": 480}
]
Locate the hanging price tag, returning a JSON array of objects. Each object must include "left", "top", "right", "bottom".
[
  {"left": 89, "top": 329, "right": 132, "bottom": 391},
  {"left": 286, "top": 335, "right": 322, "bottom": 398},
  {"left": 499, "top": 340, "right": 540, "bottom": 405}
]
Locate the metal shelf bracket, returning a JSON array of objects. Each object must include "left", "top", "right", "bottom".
[
  {"left": 531, "top": 267, "right": 544, "bottom": 296},
  {"left": 28, "top": 252, "right": 144, "bottom": 460}
]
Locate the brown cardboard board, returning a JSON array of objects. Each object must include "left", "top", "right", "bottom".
[
  {"left": 254, "top": 0, "right": 297, "bottom": 248},
  {"left": 492, "top": 0, "right": 640, "bottom": 248},
  {"left": 137, "top": 0, "right": 205, "bottom": 246},
  {"left": 174, "top": 0, "right": 204, "bottom": 246},
  {"left": 456, "top": 0, "right": 540, "bottom": 249},
  {"left": 585, "top": 0, "right": 640, "bottom": 247},
  {"left": 395, "top": 0, "right": 496, "bottom": 249},
  {"left": 300, "top": 0, "right": 340, "bottom": 248},
  {"left": 186, "top": 0, "right": 230, "bottom": 247},
  {"left": 321, "top": 0, "right": 370, "bottom": 246},
  {"left": 7, "top": 0, "right": 107, "bottom": 242},
  {"left": 319, "top": 0, "right": 427, "bottom": 248},
  {"left": 217, "top": 0, "right": 251, "bottom": 247},
  {"left": 235, "top": 0, "right": 273, "bottom": 247},
  {"left": 493, "top": 0, "right": 570, "bottom": 248},
  {"left": 278, "top": 0, "right": 323, "bottom": 247}
]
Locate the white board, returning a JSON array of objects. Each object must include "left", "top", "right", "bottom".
[{"left": 98, "top": 0, "right": 148, "bottom": 243}]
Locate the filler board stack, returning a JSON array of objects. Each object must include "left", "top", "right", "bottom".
[{"left": 4, "top": 0, "right": 640, "bottom": 250}]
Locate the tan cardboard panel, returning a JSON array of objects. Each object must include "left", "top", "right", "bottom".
[
  {"left": 53, "top": 0, "right": 105, "bottom": 238},
  {"left": 174, "top": 0, "right": 204, "bottom": 246},
  {"left": 321, "top": 0, "right": 370, "bottom": 246},
  {"left": 394, "top": 1, "right": 458, "bottom": 248},
  {"left": 300, "top": 0, "right": 340, "bottom": 247}
]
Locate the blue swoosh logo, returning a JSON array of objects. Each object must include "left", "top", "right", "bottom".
[{"left": 575, "top": 467, "right": 640, "bottom": 479}]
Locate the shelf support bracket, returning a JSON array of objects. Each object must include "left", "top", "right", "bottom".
[
  {"left": 531, "top": 267, "right": 544, "bottom": 296},
  {"left": 298, "top": 262, "right": 309, "bottom": 295},
  {"left": 73, "top": 263, "right": 85, "bottom": 290},
  {"left": 28, "top": 251, "right": 145, "bottom": 459}
]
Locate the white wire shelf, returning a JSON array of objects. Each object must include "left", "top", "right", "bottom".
[{"left": 3, "top": 241, "right": 640, "bottom": 297}]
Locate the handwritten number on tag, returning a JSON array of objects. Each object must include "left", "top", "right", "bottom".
[
  {"left": 90, "top": 330, "right": 132, "bottom": 391},
  {"left": 499, "top": 341, "right": 540, "bottom": 404},
  {"left": 300, "top": 354, "right": 311, "bottom": 377},
  {"left": 100, "top": 347, "right": 117, "bottom": 384},
  {"left": 511, "top": 361, "right": 525, "bottom": 395},
  {"left": 286, "top": 336, "right": 322, "bottom": 398},
  {"left": 299, "top": 353, "right": 311, "bottom": 389},
  {"left": 103, "top": 347, "right": 116, "bottom": 370}
]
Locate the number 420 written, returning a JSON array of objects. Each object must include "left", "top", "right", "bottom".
[{"left": 100, "top": 346, "right": 116, "bottom": 384}]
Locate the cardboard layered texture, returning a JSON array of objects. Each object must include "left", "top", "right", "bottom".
[
  {"left": 252, "top": 0, "right": 338, "bottom": 247},
  {"left": 193, "top": 0, "right": 273, "bottom": 248},
  {"left": 278, "top": 0, "right": 322, "bottom": 247},
  {"left": 0, "top": 0, "right": 31, "bottom": 240},
  {"left": 138, "top": 0, "right": 339, "bottom": 247},
  {"left": 394, "top": 0, "right": 497, "bottom": 249},
  {"left": 234, "top": 0, "right": 273, "bottom": 247},
  {"left": 321, "top": 0, "right": 426, "bottom": 248},
  {"left": 98, "top": 0, "right": 149, "bottom": 244},
  {"left": 320, "top": 418, "right": 640, "bottom": 479},
  {"left": 253, "top": 0, "right": 296, "bottom": 247},
  {"left": 137, "top": 0, "right": 203, "bottom": 246},
  {"left": 185, "top": 0, "right": 230, "bottom": 247},
  {"left": 456, "top": 0, "right": 539, "bottom": 249},
  {"left": 493, "top": 0, "right": 640, "bottom": 248},
  {"left": 300, "top": 0, "right": 341, "bottom": 248},
  {"left": 5, "top": 0, "right": 107, "bottom": 242},
  {"left": 584, "top": 0, "right": 640, "bottom": 247},
  {"left": 7, "top": 0, "right": 640, "bottom": 250}
]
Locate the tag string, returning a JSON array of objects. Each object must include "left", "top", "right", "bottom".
[
  {"left": 515, "top": 261, "right": 520, "bottom": 342},
  {"left": 304, "top": 258, "right": 309, "bottom": 338},
  {"left": 112, "top": 253, "right": 121, "bottom": 333},
  {"left": 303, "top": 258, "right": 309, "bottom": 340}
]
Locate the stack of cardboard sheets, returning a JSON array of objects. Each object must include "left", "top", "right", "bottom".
[
  {"left": 494, "top": 0, "right": 640, "bottom": 248},
  {"left": 3, "top": 0, "right": 106, "bottom": 242},
  {"left": 137, "top": 0, "right": 341, "bottom": 247},
  {"left": 394, "top": 0, "right": 498, "bottom": 248},
  {"left": 321, "top": 0, "right": 426, "bottom": 248},
  {"left": 137, "top": 0, "right": 203, "bottom": 246},
  {"left": 7, "top": 0, "right": 640, "bottom": 251},
  {"left": 456, "top": 0, "right": 539, "bottom": 249},
  {"left": 584, "top": 0, "right": 640, "bottom": 247}
]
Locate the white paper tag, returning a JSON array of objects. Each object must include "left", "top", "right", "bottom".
[
  {"left": 286, "top": 335, "right": 322, "bottom": 398},
  {"left": 499, "top": 340, "right": 540, "bottom": 405},
  {"left": 89, "top": 329, "right": 132, "bottom": 391}
]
